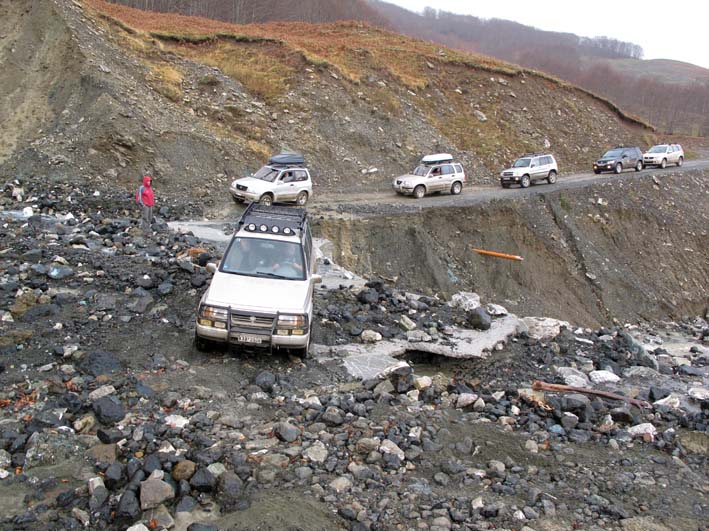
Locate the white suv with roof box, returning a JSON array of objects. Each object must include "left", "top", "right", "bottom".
[
  {"left": 643, "top": 144, "right": 684, "bottom": 169},
  {"left": 195, "top": 204, "right": 320, "bottom": 358},
  {"left": 393, "top": 153, "right": 466, "bottom": 198},
  {"left": 500, "top": 153, "right": 558, "bottom": 188},
  {"left": 230, "top": 152, "right": 312, "bottom": 206}
]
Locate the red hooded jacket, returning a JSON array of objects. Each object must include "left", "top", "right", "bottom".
[{"left": 136, "top": 175, "right": 155, "bottom": 207}]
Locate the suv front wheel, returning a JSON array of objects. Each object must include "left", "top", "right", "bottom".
[
  {"left": 520, "top": 175, "right": 531, "bottom": 188},
  {"left": 677, "top": 156, "right": 683, "bottom": 167},
  {"left": 450, "top": 181, "right": 462, "bottom": 195},
  {"left": 614, "top": 163, "right": 623, "bottom": 174},
  {"left": 259, "top": 193, "right": 274, "bottom": 206},
  {"left": 547, "top": 170, "right": 557, "bottom": 184},
  {"left": 413, "top": 185, "right": 426, "bottom": 199},
  {"left": 660, "top": 158, "right": 667, "bottom": 169}
]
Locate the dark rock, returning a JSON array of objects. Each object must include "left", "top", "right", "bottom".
[
  {"left": 47, "top": 265, "right": 74, "bottom": 280},
  {"left": 97, "top": 428, "right": 124, "bottom": 444},
  {"left": 190, "top": 468, "right": 216, "bottom": 492},
  {"left": 468, "top": 307, "right": 492, "bottom": 330},
  {"left": 254, "top": 371, "right": 276, "bottom": 392},
  {"left": 357, "top": 289, "right": 379, "bottom": 305},
  {"left": 176, "top": 496, "right": 197, "bottom": 513},
  {"left": 79, "top": 351, "right": 121, "bottom": 377},
  {"left": 217, "top": 471, "right": 244, "bottom": 512},
  {"left": 649, "top": 386, "right": 671, "bottom": 402},
  {"left": 190, "top": 274, "right": 207, "bottom": 288},
  {"left": 275, "top": 422, "right": 300, "bottom": 443},
  {"left": 104, "top": 462, "right": 124, "bottom": 490},
  {"left": 321, "top": 406, "right": 344, "bottom": 426},
  {"left": 157, "top": 282, "right": 173, "bottom": 295},
  {"left": 92, "top": 396, "right": 125, "bottom": 425}
]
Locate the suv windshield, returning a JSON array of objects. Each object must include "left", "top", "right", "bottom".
[
  {"left": 602, "top": 149, "right": 623, "bottom": 159},
  {"left": 648, "top": 145, "right": 668, "bottom": 153},
  {"left": 412, "top": 165, "right": 430, "bottom": 176},
  {"left": 513, "top": 158, "right": 531, "bottom": 168},
  {"left": 221, "top": 237, "right": 305, "bottom": 281},
  {"left": 252, "top": 166, "right": 280, "bottom": 182}
]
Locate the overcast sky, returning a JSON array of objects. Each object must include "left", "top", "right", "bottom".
[{"left": 383, "top": 0, "right": 709, "bottom": 69}]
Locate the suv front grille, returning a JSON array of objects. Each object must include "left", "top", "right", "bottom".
[
  {"left": 231, "top": 313, "right": 275, "bottom": 329},
  {"left": 236, "top": 184, "right": 248, "bottom": 191},
  {"left": 502, "top": 171, "right": 514, "bottom": 177}
]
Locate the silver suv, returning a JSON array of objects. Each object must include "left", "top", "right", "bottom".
[
  {"left": 195, "top": 204, "right": 320, "bottom": 357},
  {"left": 230, "top": 152, "right": 312, "bottom": 206},
  {"left": 500, "top": 153, "right": 558, "bottom": 188},
  {"left": 643, "top": 144, "right": 684, "bottom": 168},
  {"left": 393, "top": 153, "right": 466, "bottom": 198}
]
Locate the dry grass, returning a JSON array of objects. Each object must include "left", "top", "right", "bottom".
[
  {"left": 84, "top": 0, "right": 654, "bottom": 130},
  {"left": 147, "top": 62, "right": 183, "bottom": 101}
]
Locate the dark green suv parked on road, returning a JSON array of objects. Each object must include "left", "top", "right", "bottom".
[{"left": 593, "top": 146, "right": 644, "bottom": 174}]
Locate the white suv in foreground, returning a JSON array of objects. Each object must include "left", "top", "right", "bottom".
[
  {"left": 393, "top": 153, "right": 466, "bottom": 198},
  {"left": 195, "top": 204, "right": 320, "bottom": 357},
  {"left": 500, "top": 153, "right": 558, "bottom": 188},
  {"left": 643, "top": 144, "right": 684, "bottom": 169},
  {"left": 230, "top": 152, "right": 312, "bottom": 206}
]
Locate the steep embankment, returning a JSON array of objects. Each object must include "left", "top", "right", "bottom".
[
  {"left": 317, "top": 170, "right": 709, "bottom": 326},
  {"left": 1, "top": 0, "right": 657, "bottom": 206}
]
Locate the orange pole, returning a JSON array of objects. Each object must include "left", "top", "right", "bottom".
[{"left": 472, "top": 248, "right": 524, "bottom": 261}]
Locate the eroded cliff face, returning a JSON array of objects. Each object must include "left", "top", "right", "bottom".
[{"left": 317, "top": 170, "right": 709, "bottom": 326}]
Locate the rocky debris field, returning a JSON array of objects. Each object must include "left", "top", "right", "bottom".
[{"left": 1, "top": 175, "right": 708, "bottom": 531}]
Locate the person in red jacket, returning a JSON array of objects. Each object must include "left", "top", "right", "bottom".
[{"left": 136, "top": 175, "right": 155, "bottom": 232}]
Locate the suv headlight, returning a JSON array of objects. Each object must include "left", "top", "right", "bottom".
[
  {"left": 277, "top": 314, "right": 308, "bottom": 334},
  {"left": 199, "top": 305, "right": 228, "bottom": 328}
]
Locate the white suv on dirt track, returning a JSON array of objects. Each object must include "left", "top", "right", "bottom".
[
  {"left": 195, "top": 204, "right": 320, "bottom": 358},
  {"left": 643, "top": 144, "right": 684, "bottom": 169},
  {"left": 230, "top": 152, "right": 312, "bottom": 206},
  {"left": 500, "top": 153, "right": 558, "bottom": 188},
  {"left": 393, "top": 153, "right": 466, "bottom": 199}
]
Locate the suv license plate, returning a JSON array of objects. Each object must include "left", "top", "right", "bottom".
[{"left": 237, "top": 334, "right": 263, "bottom": 344}]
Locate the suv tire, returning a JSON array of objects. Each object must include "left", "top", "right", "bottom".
[
  {"left": 614, "top": 163, "right": 622, "bottom": 174},
  {"left": 547, "top": 170, "right": 557, "bottom": 184},
  {"left": 677, "top": 156, "right": 683, "bottom": 167},
  {"left": 635, "top": 160, "right": 643, "bottom": 172},
  {"left": 232, "top": 196, "right": 244, "bottom": 204},
  {"left": 296, "top": 191, "right": 309, "bottom": 206},
  {"left": 450, "top": 181, "right": 462, "bottom": 195},
  {"left": 594, "top": 169, "right": 601, "bottom": 174},
  {"left": 194, "top": 332, "right": 212, "bottom": 352},
  {"left": 501, "top": 183, "right": 510, "bottom": 188},
  {"left": 259, "top": 193, "right": 274, "bottom": 206},
  {"left": 660, "top": 158, "right": 667, "bottom": 169},
  {"left": 413, "top": 185, "right": 426, "bottom": 199},
  {"left": 520, "top": 175, "right": 531, "bottom": 188}
]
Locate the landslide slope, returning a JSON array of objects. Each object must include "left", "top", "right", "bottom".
[
  {"left": 318, "top": 170, "right": 709, "bottom": 326},
  {"left": 0, "top": 0, "right": 657, "bottom": 207}
]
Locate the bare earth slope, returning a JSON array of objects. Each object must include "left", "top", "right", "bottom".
[{"left": 0, "top": 0, "right": 660, "bottom": 205}]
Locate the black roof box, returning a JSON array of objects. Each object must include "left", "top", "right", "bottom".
[{"left": 268, "top": 152, "right": 305, "bottom": 166}]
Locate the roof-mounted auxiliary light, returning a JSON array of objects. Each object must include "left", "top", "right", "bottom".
[
  {"left": 247, "top": 223, "right": 256, "bottom": 231},
  {"left": 283, "top": 227, "right": 292, "bottom": 235},
  {"left": 259, "top": 224, "right": 268, "bottom": 232},
  {"left": 271, "top": 226, "right": 280, "bottom": 233}
]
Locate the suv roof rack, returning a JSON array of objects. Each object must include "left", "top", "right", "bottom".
[
  {"left": 238, "top": 203, "right": 307, "bottom": 234},
  {"left": 268, "top": 152, "right": 305, "bottom": 167},
  {"left": 521, "top": 152, "right": 547, "bottom": 157}
]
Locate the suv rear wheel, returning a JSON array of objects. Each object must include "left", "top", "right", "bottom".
[
  {"left": 413, "top": 185, "right": 426, "bottom": 199},
  {"left": 520, "top": 175, "right": 531, "bottom": 188},
  {"left": 547, "top": 170, "right": 557, "bottom": 184},
  {"left": 635, "top": 160, "right": 643, "bottom": 172},
  {"left": 450, "top": 181, "right": 462, "bottom": 195},
  {"left": 259, "top": 193, "right": 274, "bottom": 206},
  {"left": 660, "top": 158, "right": 667, "bottom": 169},
  {"left": 677, "top": 156, "right": 683, "bottom": 167},
  {"left": 614, "top": 163, "right": 622, "bottom": 174},
  {"left": 296, "top": 191, "right": 309, "bottom": 206}
]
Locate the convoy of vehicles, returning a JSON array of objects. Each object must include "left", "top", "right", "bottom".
[
  {"left": 499, "top": 153, "right": 558, "bottom": 188},
  {"left": 200, "top": 144, "right": 687, "bottom": 355},
  {"left": 392, "top": 153, "right": 466, "bottom": 198}
]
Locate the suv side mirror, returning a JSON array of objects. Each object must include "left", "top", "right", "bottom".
[
  {"left": 311, "top": 274, "right": 322, "bottom": 284},
  {"left": 206, "top": 263, "right": 218, "bottom": 274}
]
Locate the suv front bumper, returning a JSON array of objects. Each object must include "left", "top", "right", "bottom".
[
  {"left": 196, "top": 322, "right": 310, "bottom": 348},
  {"left": 229, "top": 186, "right": 260, "bottom": 202}
]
